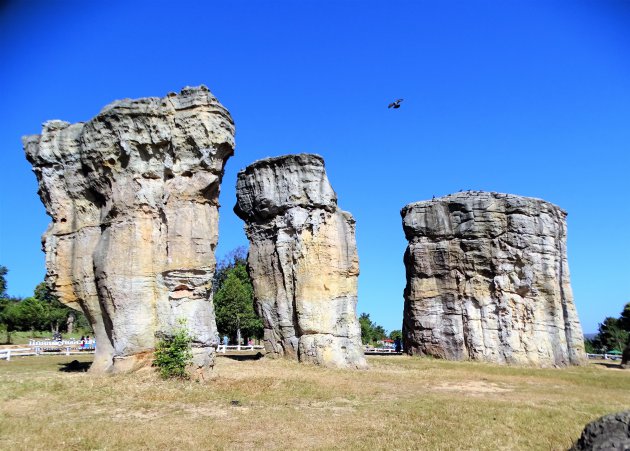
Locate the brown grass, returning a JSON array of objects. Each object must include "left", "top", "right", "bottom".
[{"left": 0, "top": 355, "right": 628, "bottom": 450}]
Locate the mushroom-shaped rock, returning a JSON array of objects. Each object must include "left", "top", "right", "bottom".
[
  {"left": 235, "top": 154, "right": 366, "bottom": 368},
  {"left": 401, "top": 191, "right": 585, "bottom": 366},
  {"left": 24, "top": 86, "right": 235, "bottom": 375}
]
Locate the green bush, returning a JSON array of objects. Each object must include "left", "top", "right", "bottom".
[{"left": 153, "top": 320, "right": 194, "bottom": 379}]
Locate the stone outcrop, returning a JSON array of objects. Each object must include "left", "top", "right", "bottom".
[
  {"left": 234, "top": 154, "right": 366, "bottom": 368},
  {"left": 401, "top": 191, "right": 585, "bottom": 366},
  {"left": 571, "top": 411, "right": 630, "bottom": 450},
  {"left": 24, "top": 86, "right": 234, "bottom": 375}
]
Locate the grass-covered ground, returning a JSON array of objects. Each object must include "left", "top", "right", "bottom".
[{"left": 0, "top": 354, "right": 628, "bottom": 450}]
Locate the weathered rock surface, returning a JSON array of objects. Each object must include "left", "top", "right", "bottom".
[
  {"left": 571, "top": 410, "right": 630, "bottom": 450},
  {"left": 621, "top": 342, "right": 630, "bottom": 369},
  {"left": 234, "top": 154, "right": 366, "bottom": 368},
  {"left": 401, "top": 191, "right": 585, "bottom": 366},
  {"left": 24, "top": 86, "right": 234, "bottom": 375}
]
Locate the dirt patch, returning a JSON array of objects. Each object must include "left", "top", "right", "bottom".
[{"left": 432, "top": 380, "right": 513, "bottom": 394}]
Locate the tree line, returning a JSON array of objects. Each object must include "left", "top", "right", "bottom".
[
  {"left": 213, "top": 247, "right": 263, "bottom": 343},
  {"left": 1, "top": 252, "right": 403, "bottom": 348},
  {"left": 359, "top": 312, "right": 401, "bottom": 345},
  {"left": 213, "top": 248, "right": 401, "bottom": 346},
  {"left": 0, "top": 265, "right": 91, "bottom": 343},
  {"left": 585, "top": 302, "right": 630, "bottom": 354}
]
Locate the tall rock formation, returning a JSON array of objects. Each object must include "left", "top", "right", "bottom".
[
  {"left": 24, "top": 86, "right": 234, "bottom": 375},
  {"left": 234, "top": 154, "right": 366, "bottom": 368},
  {"left": 401, "top": 191, "right": 585, "bottom": 366}
]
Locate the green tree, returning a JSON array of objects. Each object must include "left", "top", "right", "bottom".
[
  {"left": 595, "top": 317, "right": 629, "bottom": 352},
  {"left": 153, "top": 319, "right": 194, "bottom": 379},
  {"left": 358, "top": 313, "right": 387, "bottom": 345},
  {"left": 32, "top": 282, "right": 78, "bottom": 333},
  {"left": 0, "top": 272, "right": 92, "bottom": 339},
  {"left": 359, "top": 313, "right": 373, "bottom": 344},
  {"left": 619, "top": 302, "right": 630, "bottom": 332},
  {"left": 389, "top": 330, "right": 402, "bottom": 341},
  {"left": 213, "top": 248, "right": 262, "bottom": 343},
  {"left": 0, "top": 299, "right": 24, "bottom": 344},
  {"left": 583, "top": 338, "right": 597, "bottom": 354},
  {"left": 0, "top": 265, "right": 7, "bottom": 298},
  {"left": 18, "top": 296, "right": 49, "bottom": 331},
  {"left": 213, "top": 246, "right": 247, "bottom": 292}
]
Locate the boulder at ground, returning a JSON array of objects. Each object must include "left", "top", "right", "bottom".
[
  {"left": 401, "top": 191, "right": 585, "bottom": 366},
  {"left": 234, "top": 154, "right": 366, "bottom": 368},
  {"left": 571, "top": 410, "right": 630, "bottom": 450},
  {"left": 24, "top": 86, "right": 235, "bottom": 375}
]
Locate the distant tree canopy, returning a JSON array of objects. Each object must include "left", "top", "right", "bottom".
[
  {"left": 0, "top": 265, "right": 7, "bottom": 297},
  {"left": 0, "top": 266, "right": 91, "bottom": 343},
  {"left": 587, "top": 302, "right": 630, "bottom": 353},
  {"left": 359, "top": 313, "right": 388, "bottom": 345},
  {"left": 213, "top": 248, "right": 263, "bottom": 343}
]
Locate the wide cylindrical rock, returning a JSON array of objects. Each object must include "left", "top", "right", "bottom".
[
  {"left": 234, "top": 154, "right": 366, "bottom": 368},
  {"left": 24, "top": 86, "right": 234, "bottom": 375},
  {"left": 401, "top": 191, "right": 585, "bottom": 366}
]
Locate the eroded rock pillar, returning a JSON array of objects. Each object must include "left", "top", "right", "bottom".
[
  {"left": 234, "top": 154, "right": 366, "bottom": 368},
  {"left": 401, "top": 191, "right": 585, "bottom": 366},
  {"left": 24, "top": 86, "right": 234, "bottom": 375}
]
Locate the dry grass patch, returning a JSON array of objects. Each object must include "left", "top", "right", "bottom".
[{"left": 0, "top": 354, "right": 628, "bottom": 450}]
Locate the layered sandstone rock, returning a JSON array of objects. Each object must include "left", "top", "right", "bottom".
[
  {"left": 401, "top": 191, "right": 585, "bottom": 366},
  {"left": 234, "top": 154, "right": 366, "bottom": 368},
  {"left": 24, "top": 86, "right": 234, "bottom": 375}
]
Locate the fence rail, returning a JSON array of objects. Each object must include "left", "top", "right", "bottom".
[
  {"left": 587, "top": 353, "right": 622, "bottom": 360},
  {"left": 217, "top": 344, "right": 265, "bottom": 353},
  {"left": 365, "top": 347, "right": 403, "bottom": 355},
  {"left": 1, "top": 343, "right": 95, "bottom": 361}
]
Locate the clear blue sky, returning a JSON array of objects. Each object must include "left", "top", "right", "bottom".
[{"left": 0, "top": 1, "right": 628, "bottom": 334}]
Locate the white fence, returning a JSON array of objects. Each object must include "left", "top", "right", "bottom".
[
  {"left": 587, "top": 353, "right": 622, "bottom": 361},
  {"left": 29, "top": 339, "right": 95, "bottom": 348},
  {"left": 364, "top": 347, "right": 402, "bottom": 355},
  {"left": 217, "top": 344, "right": 265, "bottom": 353},
  {"left": 0, "top": 348, "right": 37, "bottom": 361},
  {"left": 1, "top": 340, "right": 96, "bottom": 361}
]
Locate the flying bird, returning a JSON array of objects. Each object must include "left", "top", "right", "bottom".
[{"left": 388, "top": 99, "right": 403, "bottom": 109}]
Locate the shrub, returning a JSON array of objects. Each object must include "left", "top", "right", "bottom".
[{"left": 153, "top": 320, "right": 194, "bottom": 379}]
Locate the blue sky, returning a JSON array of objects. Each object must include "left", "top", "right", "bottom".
[{"left": 0, "top": 0, "right": 628, "bottom": 334}]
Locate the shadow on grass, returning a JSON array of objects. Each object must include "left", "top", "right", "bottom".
[
  {"left": 590, "top": 361, "right": 625, "bottom": 370},
  {"left": 58, "top": 360, "right": 92, "bottom": 372},
  {"left": 219, "top": 352, "right": 265, "bottom": 361}
]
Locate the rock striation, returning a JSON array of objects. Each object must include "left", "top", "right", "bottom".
[
  {"left": 24, "top": 86, "right": 234, "bottom": 375},
  {"left": 234, "top": 154, "right": 366, "bottom": 368},
  {"left": 401, "top": 191, "right": 585, "bottom": 366}
]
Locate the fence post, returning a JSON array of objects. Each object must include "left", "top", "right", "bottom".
[
  {"left": 66, "top": 346, "right": 70, "bottom": 356},
  {"left": 6, "top": 349, "right": 10, "bottom": 361}
]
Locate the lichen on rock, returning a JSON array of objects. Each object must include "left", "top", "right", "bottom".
[
  {"left": 234, "top": 154, "right": 366, "bottom": 368},
  {"left": 401, "top": 191, "right": 585, "bottom": 366},
  {"left": 24, "top": 86, "right": 234, "bottom": 375}
]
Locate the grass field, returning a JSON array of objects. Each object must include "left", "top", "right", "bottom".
[{"left": 0, "top": 354, "right": 628, "bottom": 450}]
